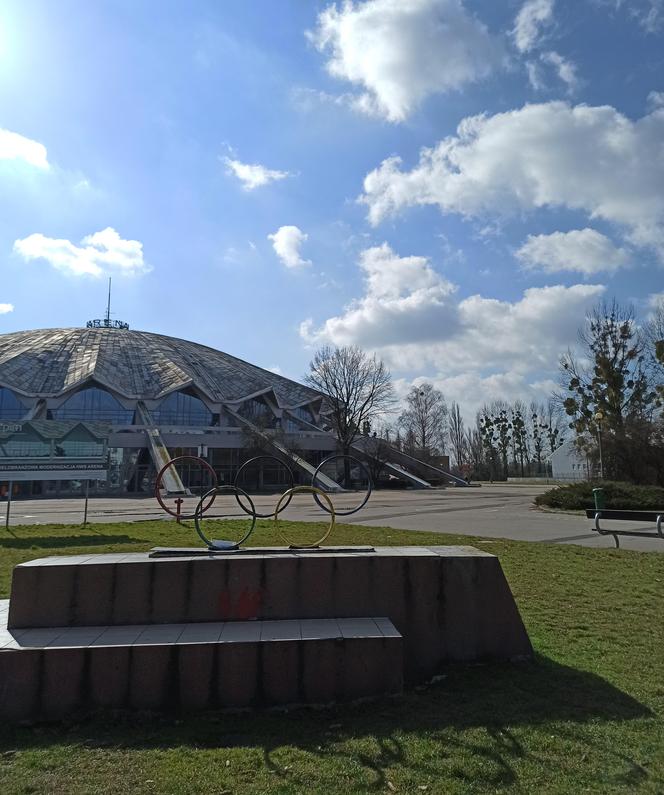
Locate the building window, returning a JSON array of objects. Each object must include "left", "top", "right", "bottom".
[
  {"left": 0, "top": 388, "right": 27, "bottom": 420},
  {"left": 0, "top": 437, "right": 50, "bottom": 457},
  {"left": 152, "top": 392, "right": 213, "bottom": 426},
  {"left": 52, "top": 387, "right": 134, "bottom": 424},
  {"left": 55, "top": 438, "right": 105, "bottom": 458},
  {"left": 293, "top": 405, "right": 314, "bottom": 423},
  {"left": 238, "top": 398, "right": 277, "bottom": 427}
]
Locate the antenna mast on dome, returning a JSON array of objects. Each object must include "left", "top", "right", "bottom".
[{"left": 86, "top": 277, "right": 130, "bottom": 330}]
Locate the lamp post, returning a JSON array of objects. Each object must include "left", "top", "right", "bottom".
[{"left": 594, "top": 411, "right": 604, "bottom": 480}]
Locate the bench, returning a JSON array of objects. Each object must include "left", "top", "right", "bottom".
[{"left": 585, "top": 509, "right": 664, "bottom": 548}]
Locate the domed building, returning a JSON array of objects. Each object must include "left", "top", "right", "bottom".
[
  {"left": 0, "top": 325, "right": 336, "bottom": 497},
  {"left": 0, "top": 325, "right": 461, "bottom": 497}
]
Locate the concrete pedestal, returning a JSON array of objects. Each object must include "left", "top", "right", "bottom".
[{"left": 0, "top": 546, "right": 532, "bottom": 721}]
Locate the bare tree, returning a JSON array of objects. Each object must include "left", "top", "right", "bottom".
[
  {"left": 448, "top": 401, "right": 466, "bottom": 469},
  {"left": 305, "top": 345, "right": 396, "bottom": 483},
  {"left": 398, "top": 383, "right": 448, "bottom": 461}
]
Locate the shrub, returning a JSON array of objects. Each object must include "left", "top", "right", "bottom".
[{"left": 535, "top": 480, "right": 664, "bottom": 511}]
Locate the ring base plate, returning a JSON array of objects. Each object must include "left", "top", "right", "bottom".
[{"left": 149, "top": 545, "right": 376, "bottom": 557}]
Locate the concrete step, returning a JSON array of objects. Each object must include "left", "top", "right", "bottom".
[{"left": 0, "top": 614, "right": 403, "bottom": 721}]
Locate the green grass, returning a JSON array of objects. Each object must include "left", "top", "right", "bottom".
[{"left": 1, "top": 518, "right": 663, "bottom": 794}]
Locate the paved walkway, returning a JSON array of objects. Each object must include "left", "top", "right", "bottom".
[{"left": 2, "top": 484, "right": 662, "bottom": 552}]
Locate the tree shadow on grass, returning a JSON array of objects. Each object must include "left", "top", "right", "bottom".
[
  {"left": 0, "top": 654, "right": 655, "bottom": 790},
  {"left": 0, "top": 534, "right": 148, "bottom": 549}
]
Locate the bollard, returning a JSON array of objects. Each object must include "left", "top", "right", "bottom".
[
  {"left": 5, "top": 480, "right": 12, "bottom": 530},
  {"left": 593, "top": 487, "right": 605, "bottom": 510},
  {"left": 83, "top": 480, "right": 90, "bottom": 526}
]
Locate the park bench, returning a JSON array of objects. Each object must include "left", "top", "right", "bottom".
[{"left": 585, "top": 508, "right": 664, "bottom": 548}]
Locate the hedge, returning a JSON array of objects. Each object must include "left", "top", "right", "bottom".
[{"left": 535, "top": 480, "right": 664, "bottom": 511}]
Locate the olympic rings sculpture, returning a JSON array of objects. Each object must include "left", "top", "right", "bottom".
[{"left": 155, "top": 452, "right": 371, "bottom": 550}]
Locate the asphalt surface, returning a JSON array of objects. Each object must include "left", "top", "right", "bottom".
[{"left": 3, "top": 484, "right": 662, "bottom": 552}]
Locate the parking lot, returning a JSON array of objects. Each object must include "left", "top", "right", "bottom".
[{"left": 3, "top": 483, "right": 662, "bottom": 552}]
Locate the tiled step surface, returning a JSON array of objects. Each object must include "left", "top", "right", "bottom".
[{"left": 0, "top": 611, "right": 403, "bottom": 721}]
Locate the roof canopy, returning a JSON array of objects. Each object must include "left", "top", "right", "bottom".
[{"left": 0, "top": 328, "right": 320, "bottom": 407}]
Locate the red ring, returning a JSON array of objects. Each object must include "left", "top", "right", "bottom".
[{"left": 155, "top": 455, "right": 218, "bottom": 520}]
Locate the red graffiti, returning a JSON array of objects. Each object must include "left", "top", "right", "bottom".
[{"left": 218, "top": 587, "right": 264, "bottom": 620}]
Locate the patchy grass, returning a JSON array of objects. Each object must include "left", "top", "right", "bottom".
[{"left": 0, "top": 518, "right": 663, "bottom": 793}]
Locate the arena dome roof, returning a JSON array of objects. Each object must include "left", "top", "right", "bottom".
[{"left": 0, "top": 328, "right": 320, "bottom": 406}]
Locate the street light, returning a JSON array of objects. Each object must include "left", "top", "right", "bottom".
[{"left": 594, "top": 411, "right": 604, "bottom": 480}]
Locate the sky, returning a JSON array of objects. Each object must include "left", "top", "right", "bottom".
[{"left": 0, "top": 0, "right": 663, "bottom": 420}]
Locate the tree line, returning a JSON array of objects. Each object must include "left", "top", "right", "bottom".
[{"left": 305, "top": 297, "right": 664, "bottom": 485}]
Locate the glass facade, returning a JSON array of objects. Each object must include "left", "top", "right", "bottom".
[
  {"left": 0, "top": 388, "right": 27, "bottom": 420},
  {"left": 52, "top": 387, "right": 134, "bottom": 424},
  {"left": 152, "top": 392, "right": 213, "bottom": 426},
  {"left": 238, "top": 398, "right": 277, "bottom": 428}
]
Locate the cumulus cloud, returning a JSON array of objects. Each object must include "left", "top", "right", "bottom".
[
  {"left": 307, "top": 0, "right": 503, "bottom": 122},
  {"left": 0, "top": 303, "right": 14, "bottom": 314},
  {"left": 301, "top": 243, "right": 457, "bottom": 348},
  {"left": 512, "top": 0, "right": 555, "bottom": 53},
  {"left": 223, "top": 157, "right": 290, "bottom": 190},
  {"left": 516, "top": 228, "right": 630, "bottom": 274},
  {"left": 0, "top": 128, "right": 49, "bottom": 169},
  {"left": 13, "top": 228, "right": 149, "bottom": 277},
  {"left": 360, "top": 101, "right": 664, "bottom": 257},
  {"left": 301, "top": 244, "right": 604, "bottom": 388},
  {"left": 268, "top": 226, "right": 311, "bottom": 268}
]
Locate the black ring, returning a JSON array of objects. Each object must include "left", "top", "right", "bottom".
[
  {"left": 194, "top": 485, "right": 257, "bottom": 550},
  {"left": 233, "top": 455, "right": 295, "bottom": 518},
  {"left": 312, "top": 454, "right": 372, "bottom": 516}
]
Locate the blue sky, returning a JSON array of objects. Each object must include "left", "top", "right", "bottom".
[{"left": 1, "top": 0, "right": 662, "bottom": 418}]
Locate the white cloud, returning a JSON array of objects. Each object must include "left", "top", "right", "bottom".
[
  {"left": 424, "top": 371, "right": 559, "bottom": 419},
  {"left": 307, "top": 0, "right": 503, "bottom": 122},
  {"left": 512, "top": 0, "right": 555, "bottom": 53},
  {"left": 526, "top": 60, "right": 546, "bottom": 91},
  {"left": 13, "top": 228, "right": 149, "bottom": 277},
  {"left": 516, "top": 228, "right": 630, "bottom": 274},
  {"left": 540, "top": 50, "right": 579, "bottom": 92},
  {"left": 0, "top": 128, "right": 49, "bottom": 169},
  {"left": 631, "top": 0, "right": 664, "bottom": 32},
  {"left": 301, "top": 244, "right": 604, "bottom": 389},
  {"left": 301, "top": 243, "right": 457, "bottom": 348},
  {"left": 268, "top": 225, "right": 311, "bottom": 269},
  {"left": 360, "top": 101, "right": 664, "bottom": 257},
  {"left": 223, "top": 157, "right": 290, "bottom": 190},
  {"left": 647, "top": 291, "right": 664, "bottom": 313},
  {"left": 0, "top": 303, "right": 14, "bottom": 314},
  {"left": 647, "top": 90, "right": 664, "bottom": 109}
]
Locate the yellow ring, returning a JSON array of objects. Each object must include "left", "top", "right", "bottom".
[{"left": 273, "top": 485, "right": 336, "bottom": 548}]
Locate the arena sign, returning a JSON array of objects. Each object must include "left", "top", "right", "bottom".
[{"left": 0, "top": 461, "right": 108, "bottom": 481}]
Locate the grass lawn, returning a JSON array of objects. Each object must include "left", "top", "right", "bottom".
[{"left": 0, "top": 518, "right": 663, "bottom": 794}]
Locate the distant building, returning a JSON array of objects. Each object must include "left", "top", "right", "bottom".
[{"left": 548, "top": 440, "right": 593, "bottom": 481}]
